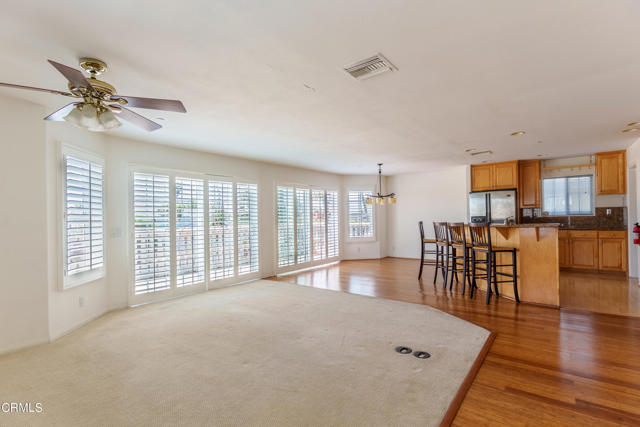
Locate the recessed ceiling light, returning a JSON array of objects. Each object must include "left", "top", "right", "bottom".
[
  {"left": 622, "top": 128, "right": 638, "bottom": 133},
  {"left": 464, "top": 148, "right": 476, "bottom": 152},
  {"left": 156, "top": 117, "right": 166, "bottom": 121},
  {"left": 627, "top": 122, "right": 640, "bottom": 127},
  {"left": 537, "top": 154, "right": 545, "bottom": 157},
  {"left": 510, "top": 131, "right": 526, "bottom": 136},
  {"left": 537, "top": 140, "right": 543, "bottom": 144},
  {"left": 482, "top": 160, "right": 489, "bottom": 163}
]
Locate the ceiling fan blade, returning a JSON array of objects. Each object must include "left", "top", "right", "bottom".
[
  {"left": 0, "top": 82, "right": 74, "bottom": 97},
  {"left": 114, "top": 106, "right": 162, "bottom": 131},
  {"left": 47, "top": 60, "right": 93, "bottom": 90},
  {"left": 44, "top": 103, "right": 80, "bottom": 121},
  {"left": 111, "top": 95, "right": 186, "bottom": 113}
]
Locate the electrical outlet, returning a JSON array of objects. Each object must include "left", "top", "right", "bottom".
[
  {"left": 79, "top": 296, "right": 84, "bottom": 308},
  {"left": 606, "top": 209, "right": 612, "bottom": 216}
]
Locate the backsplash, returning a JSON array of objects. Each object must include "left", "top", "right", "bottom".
[{"left": 521, "top": 207, "right": 627, "bottom": 230}]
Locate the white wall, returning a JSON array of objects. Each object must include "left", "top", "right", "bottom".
[
  {"left": 45, "top": 124, "right": 109, "bottom": 340},
  {"left": 386, "top": 166, "right": 469, "bottom": 259},
  {"left": 0, "top": 96, "right": 49, "bottom": 354}
]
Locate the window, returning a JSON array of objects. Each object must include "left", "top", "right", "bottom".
[
  {"left": 542, "top": 176, "right": 593, "bottom": 215},
  {"left": 296, "top": 188, "right": 311, "bottom": 264},
  {"left": 327, "top": 191, "right": 339, "bottom": 258},
  {"left": 277, "top": 186, "right": 295, "bottom": 267},
  {"left": 175, "top": 177, "right": 205, "bottom": 287},
  {"left": 133, "top": 173, "right": 170, "bottom": 294},
  {"left": 348, "top": 190, "right": 374, "bottom": 238},
  {"left": 63, "top": 154, "right": 104, "bottom": 286},
  {"left": 237, "top": 182, "right": 259, "bottom": 275},
  {"left": 312, "top": 189, "right": 327, "bottom": 260},
  {"left": 209, "top": 180, "right": 234, "bottom": 280}
]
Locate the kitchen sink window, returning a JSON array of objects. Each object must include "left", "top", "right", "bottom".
[{"left": 542, "top": 175, "right": 594, "bottom": 215}]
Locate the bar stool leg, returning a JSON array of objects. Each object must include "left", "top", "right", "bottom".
[
  {"left": 433, "top": 246, "right": 440, "bottom": 284},
  {"left": 512, "top": 250, "right": 520, "bottom": 303},
  {"left": 448, "top": 247, "right": 456, "bottom": 291},
  {"left": 492, "top": 252, "right": 500, "bottom": 297},
  {"left": 470, "top": 250, "right": 476, "bottom": 299},
  {"left": 485, "top": 252, "right": 493, "bottom": 304},
  {"left": 461, "top": 248, "right": 468, "bottom": 296},
  {"left": 442, "top": 247, "right": 449, "bottom": 289},
  {"left": 418, "top": 243, "right": 425, "bottom": 279}
]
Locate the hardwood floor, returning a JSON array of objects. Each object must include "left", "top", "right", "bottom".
[
  {"left": 560, "top": 270, "right": 640, "bottom": 317},
  {"left": 269, "top": 258, "right": 640, "bottom": 426}
]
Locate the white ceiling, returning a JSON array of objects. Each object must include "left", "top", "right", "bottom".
[{"left": 1, "top": 0, "right": 640, "bottom": 174}]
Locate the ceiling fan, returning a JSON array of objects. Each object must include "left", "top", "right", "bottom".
[{"left": 0, "top": 58, "right": 186, "bottom": 132}]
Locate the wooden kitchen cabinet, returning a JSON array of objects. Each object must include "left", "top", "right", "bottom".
[
  {"left": 569, "top": 230, "right": 599, "bottom": 270},
  {"left": 471, "top": 163, "right": 493, "bottom": 191},
  {"left": 471, "top": 161, "right": 518, "bottom": 191},
  {"left": 558, "top": 230, "right": 570, "bottom": 268},
  {"left": 518, "top": 159, "right": 541, "bottom": 208},
  {"left": 596, "top": 150, "right": 626, "bottom": 194},
  {"left": 598, "top": 231, "right": 627, "bottom": 272}
]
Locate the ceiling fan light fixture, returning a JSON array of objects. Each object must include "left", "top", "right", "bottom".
[
  {"left": 98, "top": 108, "right": 121, "bottom": 131},
  {"left": 64, "top": 104, "right": 99, "bottom": 130}
]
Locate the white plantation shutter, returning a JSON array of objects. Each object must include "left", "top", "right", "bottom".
[
  {"left": 327, "top": 190, "right": 339, "bottom": 258},
  {"left": 312, "top": 189, "right": 327, "bottom": 260},
  {"left": 348, "top": 190, "right": 374, "bottom": 238},
  {"left": 296, "top": 188, "right": 311, "bottom": 264},
  {"left": 209, "top": 180, "right": 234, "bottom": 280},
  {"left": 237, "top": 182, "right": 259, "bottom": 275},
  {"left": 175, "top": 177, "right": 205, "bottom": 287},
  {"left": 134, "top": 173, "right": 171, "bottom": 294},
  {"left": 64, "top": 155, "right": 104, "bottom": 280},
  {"left": 277, "top": 186, "right": 295, "bottom": 267}
]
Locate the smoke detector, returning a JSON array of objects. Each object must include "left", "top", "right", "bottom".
[{"left": 343, "top": 54, "right": 397, "bottom": 80}]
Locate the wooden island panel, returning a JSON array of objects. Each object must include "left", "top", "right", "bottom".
[{"left": 470, "top": 225, "right": 559, "bottom": 307}]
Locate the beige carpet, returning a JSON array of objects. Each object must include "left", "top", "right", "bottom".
[{"left": 0, "top": 280, "right": 490, "bottom": 426}]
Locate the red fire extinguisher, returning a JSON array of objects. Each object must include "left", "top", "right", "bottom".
[{"left": 634, "top": 223, "right": 640, "bottom": 245}]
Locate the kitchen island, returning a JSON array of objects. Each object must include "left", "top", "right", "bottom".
[{"left": 473, "top": 224, "right": 560, "bottom": 306}]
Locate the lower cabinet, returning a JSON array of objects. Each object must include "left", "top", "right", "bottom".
[
  {"left": 598, "top": 231, "right": 628, "bottom": 272},
  {"left": 569, "top": 231, "right": 599, "bottom": 270},
  {"left": 560, "top": 229, "right": 627, "bottom": 273}
]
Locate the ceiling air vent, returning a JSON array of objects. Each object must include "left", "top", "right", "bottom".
[{"left": 344, "top": 54, "right": 397, "bottom": 80}]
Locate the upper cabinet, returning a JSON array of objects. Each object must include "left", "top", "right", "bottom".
[
  {"left": 596, "top": 150, "right": 626, "bottom": 194},
  {"left": 471, "top": 161, "right": 518, "bottom": 192},
  {"left": 518, "top": 160, "right": 540, "bottom": 208}
]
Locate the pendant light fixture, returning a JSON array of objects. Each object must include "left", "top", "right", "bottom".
[{"left": 366, "top": 163, "right": 396, "bottom": 205}]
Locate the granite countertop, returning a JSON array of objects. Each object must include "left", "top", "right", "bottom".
[{"left": 492, "top": 223, "right": 561, "bottom": 228}]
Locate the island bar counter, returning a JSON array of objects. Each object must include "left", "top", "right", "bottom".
[{"left": 471, "top": 224, "right": 560, "bottom": 307}]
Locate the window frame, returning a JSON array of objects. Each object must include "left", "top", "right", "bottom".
[
  {"left": 542, "top": 175, "right": 595, "bottom": 216},
  {"left": 346, "top": 188, "right": 376, "bottom": 242},
  {"left": 274, "top": 182, "right": 340, "bottom": 274},
  {"left": 59, "top": 144, "right": 106, "bottom": 291},
  {"left": 128, "top": 165, "right": 260, "bottom": 306}
]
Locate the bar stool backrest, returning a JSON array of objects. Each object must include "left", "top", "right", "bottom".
[
  {"left": 433, "top": 222, "right": 449, "bottom": 244},
  {"left": 469, "top": 222, "right": 491, "bottom": 248},
  {"left": 448, "top": 222, "right": 467, "bottom": 246},
  {"left": 419, "top": 221, "right": 425, "bottom": 241}
]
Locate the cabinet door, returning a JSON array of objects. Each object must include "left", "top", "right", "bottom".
[
  {"left": 598, "top": 232, "right": 627, "bottom": 272},
  {"left": 570, "top": 237, "right": 599, "bottom": 270},
  {"left": 558, "top": 231, "right": 570, "bottom": 268},
  {"left": 471, "top": 164, "right": 493, "bottom": 191},
  {"left": 493, "top": 161, "right": 518, "bottom": 189},
  {"left": 518, "top": 160, "right": 540, "bottom": 208},
  {"left": 596, "top": 150, "right": 626, "bottom": 194}
]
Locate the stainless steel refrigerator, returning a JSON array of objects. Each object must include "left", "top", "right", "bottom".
[{"left": 468, "top": 190, "right": 517, "bottom": 224}]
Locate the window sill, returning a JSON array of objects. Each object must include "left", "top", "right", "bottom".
[{"left": 61, "top": 269, "right": 105, "bottom": 291}]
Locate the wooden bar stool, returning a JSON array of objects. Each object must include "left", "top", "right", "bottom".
[
  {"left": 418, "top": 221, "right": 438, "bottom": 280},
  {"left": 469, "top": 223, "right": 520, "bottom": 304},
  {"left": 433, "top": 222, "right": 451, "bottom": 287},
  {"left": 447, "top": 222, "right": 473, "bottom": 295}
]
